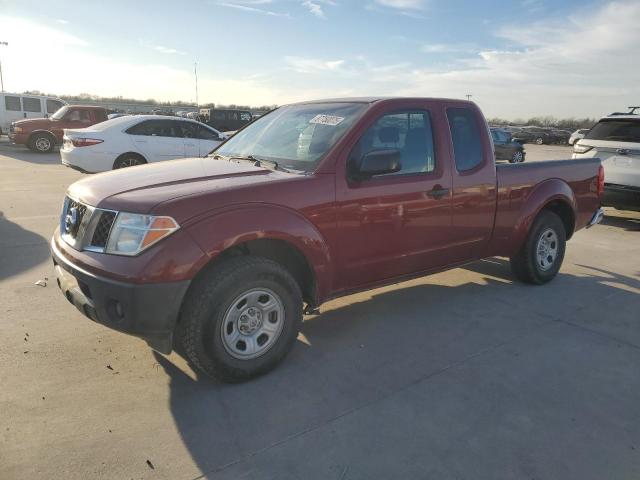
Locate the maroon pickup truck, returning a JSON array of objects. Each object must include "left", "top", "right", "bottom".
[
  {"left": 9, "top": 105, "right": 108, "bottom": 153},
  {"left": 51, "top": 97, "right": 604, "bottom": 382}
]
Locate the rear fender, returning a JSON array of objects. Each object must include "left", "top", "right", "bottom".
[
  {"left": 185, "top": 204, "right": 333, "bottom": 301},
  {"left": 511, "top": 178, "right": 577, "bottom": 253}
]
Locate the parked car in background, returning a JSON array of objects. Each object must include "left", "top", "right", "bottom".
[
  {"left": 0, "top": 92, "right": 66, "bottom": 136},
  {"left": 550, "top": 129, "right": 572, "bottom": 144},
  {"left": 519, "top": 126, "right": 553, "bottom": 145},
  {"left": 569, "top": 128, "right": 590, "bottom": 145},
  {"left": 491, "top": 128, "right": 525, "bottom": 162},
  {"left": 9, "top": 105, "right": 108, "bottom": 153},
  {"left": 60, "top": 115, "right": 227, "bottom": 173},
  {"left": 573, "top": 114, "right": 640, "bottom": 211},
  {"left": 51, "top": 97, "right": 604, "bottom": 382},
  {"left": 199, "top": 108, "right": 253, "bottom": 132}
]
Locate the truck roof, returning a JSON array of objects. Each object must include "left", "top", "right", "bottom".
[{"left": 289, "top": 96, "right": 476, "bottom": 106}]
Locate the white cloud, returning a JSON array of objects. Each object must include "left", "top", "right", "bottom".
[
  {"left": 375, "top": 0, "right": 427, "bottom": 9},
  {"left": 218, "top": 1, "right": 291, "bottom": 17},
  {"left": 302, "top": 1, "right": 325, "bottom": 18},
  {"left": 153, "top": 45, "right": 185, "bottom": 55},
  {"left": 284, "top": 56, "right": 345, "bottom": 73}
]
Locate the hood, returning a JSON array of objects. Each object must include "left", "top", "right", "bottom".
[
  {"left": 13, "top": 117, "right": 52, "bottom": 128},
  {"left": 67, "top": 157, "right": 282, "bottom": 214}
]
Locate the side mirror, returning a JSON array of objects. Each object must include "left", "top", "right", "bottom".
[{"left": 354, "top": 149, "right": 401, "bottom": 179}]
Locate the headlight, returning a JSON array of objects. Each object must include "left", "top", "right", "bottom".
[
  {"left": 105, "top": 212, "right": 179, "bottom": 256},
  {"left": 13, "top": 126, "right": 23, "bottom": 133},
  {"left": 573, "top": 144, "right": 593, "bottom": 154}
]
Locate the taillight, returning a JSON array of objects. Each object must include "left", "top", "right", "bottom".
[
  {"left": 71, "top": 138, "right": 104, "bottom": 147},
  {"left": 573, "top": 143, "right": 593, "bottom": 154},
  {"left": 597, "top": 164, "right": 605, "bottom": 198}
]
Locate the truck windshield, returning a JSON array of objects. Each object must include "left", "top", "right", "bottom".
[
  {"left": 213, "top": 102, "right": 367, "bottom": 172},
  {"left": 51, "top": 106, "right": 69, "bottom": 120}
]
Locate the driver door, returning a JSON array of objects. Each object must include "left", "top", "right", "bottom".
[{"left": 334, "top": 105, "right": 453, "bottom": 291}]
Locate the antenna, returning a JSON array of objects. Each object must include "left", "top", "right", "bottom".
[
  {"left": 194, "top": 62, "right": 199, "bottom": 109},
  {"left": 0, "top": 41, "right": 8, "bottom": 93}
]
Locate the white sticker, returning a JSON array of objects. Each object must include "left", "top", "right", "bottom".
[{"left": 309, "top": 114, "right": 344, "bottom": 126}]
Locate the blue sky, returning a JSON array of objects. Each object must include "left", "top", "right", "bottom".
[{"left": 1, "top": 0, "right": 639, "bottom": 118}]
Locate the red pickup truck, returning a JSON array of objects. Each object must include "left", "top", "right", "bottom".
[
  {"left": 9, "top": 105, "right": 108, "bottom": 153},
  {"left": 51, "top": 97, "right": 604, "bottom": 382}
]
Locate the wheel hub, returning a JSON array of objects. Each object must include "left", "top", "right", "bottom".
[
  {"left": 536, "top": 228, "right": 558, "bottom": 271},
  {"left": 237, "top": 307, "right": 263, "bottom": 335}
]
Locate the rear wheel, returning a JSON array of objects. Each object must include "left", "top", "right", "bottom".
[
  {"left": 177, "top": 256, "right": 303, "bottom": 382},
  {"left": 29, "top": 133, "right": 55, "bottom": 153},
  {"left": 510, "top": 210, "right": 566, "bottom": 284},
  {"left": 510, "top": 150, "right": 524, "bottom": 163},
  {"left": 113, "top": 154, "right": 146, "bottom": 169},
  {"left": 535, "top": 137, "right": 544, "bottom": 145}
]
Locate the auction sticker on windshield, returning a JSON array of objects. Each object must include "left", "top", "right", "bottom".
[{"left": 309, "top": 115, "right": 344, "bottom": 126}]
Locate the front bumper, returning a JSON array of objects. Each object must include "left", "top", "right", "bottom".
[
  {"left": 603, "top": 184, "right": 640, "bottom": 212},
  {"left": 51, "top": 237, "right": 190, "bottom": 353}
]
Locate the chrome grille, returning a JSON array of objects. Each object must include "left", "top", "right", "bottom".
[
  {"left": 60, "top": 196, "right": 118, "bottom": 252},
  {"left": 90, "top": 211, "right": 117, "bottom": 248}
]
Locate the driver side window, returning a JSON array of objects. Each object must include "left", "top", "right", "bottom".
[{"left": 349, "top": 110, "right": 436, "bottom": 177}]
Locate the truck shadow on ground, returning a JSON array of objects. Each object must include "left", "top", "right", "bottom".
[
  {"left": 600, "top": 213, "right": 640, "bottom": 231},
  {"left": 153, "top": 257, "right": 640, "bottom": 478},
  {"left": 0, "top": 211, "right": 50, "bottom": 281}
]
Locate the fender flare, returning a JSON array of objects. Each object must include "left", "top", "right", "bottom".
[
  {"left": 185, "top": 203, "right": 333, "bottom": 301},
  {"left": 511, "top": 178, "right": 577, "bottom": 252}
]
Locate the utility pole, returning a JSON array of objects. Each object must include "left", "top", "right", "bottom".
[
  {"left": 465, "top": 94, "right": 472, "bottom": 101},
  {"left": 194, "top": 62, "right": 199, "bottom": 108},
  {"left": 0, "top": 41, "right": 8, "bottom": 93}
]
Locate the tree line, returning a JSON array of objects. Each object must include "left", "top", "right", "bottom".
[
  {"left": 21, "top": 90, "right": 276, "bottom": 111},
  {"left": 487, "top": 116, "right": 597, "bottom": 130}
]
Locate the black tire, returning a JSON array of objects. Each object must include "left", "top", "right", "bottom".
[
  {"left": 510, "top": 210, "right": 566, "bottom": 285},
  {"left": 113, "top": 154, "right": 146, "bottom": 169},
  {"left": 535, "top": 137, "right": 544, "bottom": 145},
  {"left": 177, "top": 256, "right": 303, "bottom": 383},
  {"left": 29, "top": 133, "right": 55, "bottom": 153}
]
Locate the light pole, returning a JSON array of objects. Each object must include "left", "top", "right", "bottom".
[{"left": 0, "top": 41, "right": 8, "bottom": 93}]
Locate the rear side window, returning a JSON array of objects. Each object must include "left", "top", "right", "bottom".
[
  {"left": 447, "top": 107, "right": 483, "bottom": 171},
  {"left": 22, "top": 97, "right": 42, "bottom": 112},
  {"left": 585, "top": 119, "right": 640, "bottom": 143},
  {"left": 4, "top": 96, "right": 21, "bottom": 111},
  {"left": 350, "top": 110, "right": 436, "bottom": 176},
  {"left": 197, "top": 125, "right": 221, "bottom": 141}
]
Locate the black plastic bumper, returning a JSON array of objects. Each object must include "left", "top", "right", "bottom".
[
  {"left": 51, "top": 238, "right": 190, "bottom": 353},
  {"left": 604, "top": 184, "right": 640, "bottom": 212}
]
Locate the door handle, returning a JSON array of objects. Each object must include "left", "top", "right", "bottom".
[{"left": 426, "top": 187, "right": 449, "bottom": 199}]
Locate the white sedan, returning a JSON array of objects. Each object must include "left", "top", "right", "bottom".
[{"left": 60, "top": 115, "right": 227, "bottom": 173}]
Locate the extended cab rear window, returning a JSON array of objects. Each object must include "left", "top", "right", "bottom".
[
  {"left": 585, "top": 119, "right": 640, "bottom": 143},
  {"left": 447, "top": 107, "right": 483, "bottom": 171}
]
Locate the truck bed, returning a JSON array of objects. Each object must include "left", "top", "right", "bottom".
[{"left": 490, "top": 158, "right": 602, "bottom": 256}]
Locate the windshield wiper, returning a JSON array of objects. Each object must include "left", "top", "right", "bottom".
[{"left": 230, "top": 155, "right": 301, "bottom": 174}]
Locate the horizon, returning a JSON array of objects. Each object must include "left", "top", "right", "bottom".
[{"left": 1, "top": 0, "right": 639, "bottom": 119}]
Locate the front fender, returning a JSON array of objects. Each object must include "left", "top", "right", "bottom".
[
  {"left": 185, "top": 203, "right": 334, "bottom": 300},
  {"left": 511, "top": 178, "right": 577, "bottom": 253}
]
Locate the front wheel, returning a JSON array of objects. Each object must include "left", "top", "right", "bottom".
[
  {"left": 113, "top": 154, "right": 145, "bottom": 169},
  {"left": 535, "top": 137, "right": 544, "bottom": 145},
  {"left": 178, "top": 256, "right": 303, "bottom": 382},
  {"left": 30, "top": 133, "right": 55, "bottom": 153},
  {"left": 510, "top": 210, "right": 566, "bottom": 284}
]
